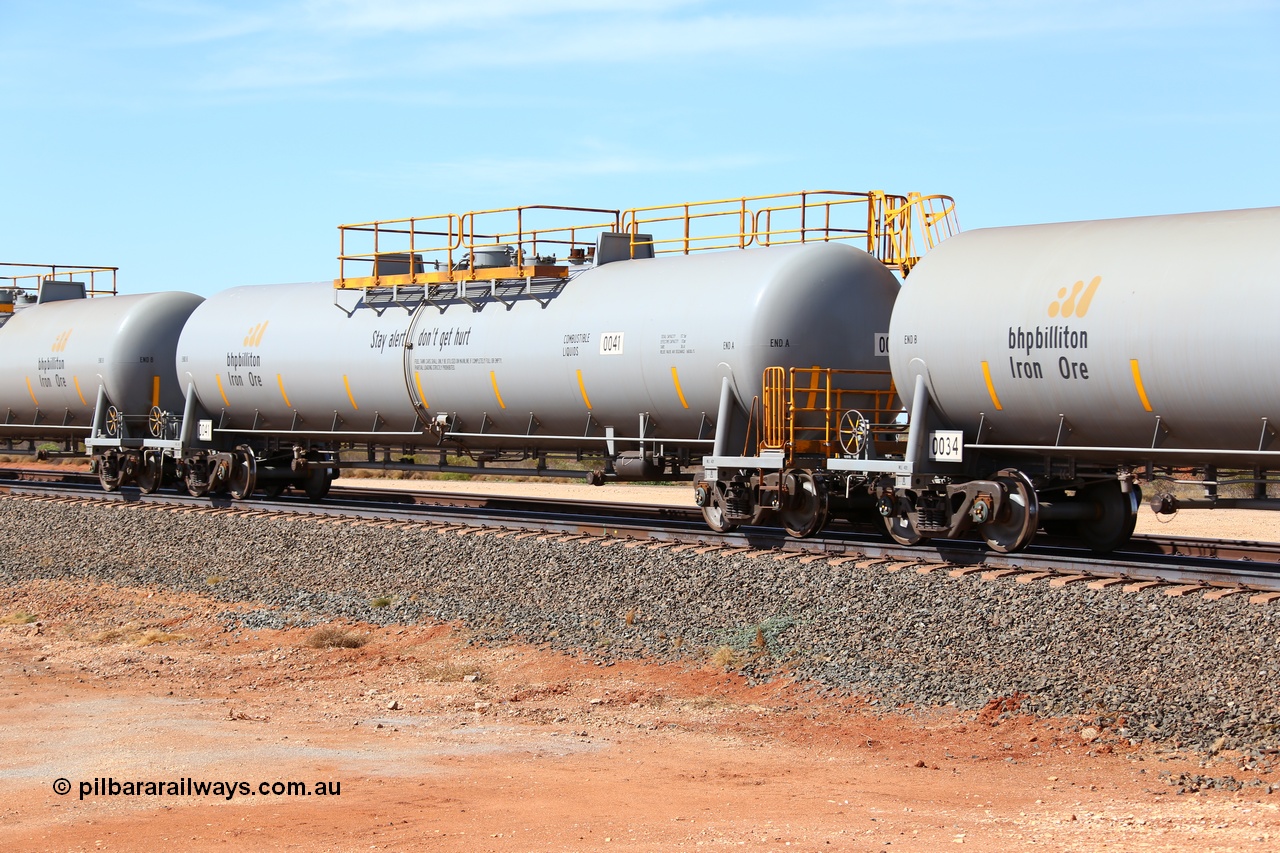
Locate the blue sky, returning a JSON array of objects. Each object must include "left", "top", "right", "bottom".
[{"left": 2, "top": 0, "right": 1277, "bottom": 295}]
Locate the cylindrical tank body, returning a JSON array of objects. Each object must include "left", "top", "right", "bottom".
[
  {"left": 176, "top": 282, "right": 422, "bottom": 433},
  {"left": 0, "top": 292, "right": 204, "bottom": 436},
  {"left": 404, "top": 242, "right": 899, "bottom": 446},
  {"left": 890, "top": 206, "right": 1280, "bottom": 458},
  {"left": 177, "top": 242, "right": 901, "bottom": 448}
]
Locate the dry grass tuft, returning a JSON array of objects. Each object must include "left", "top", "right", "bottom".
[
  {"left": 369, "top": 596, "right": 395, "bottom": 609},
  {"left": 305, "top": 626, "right": 367, "bottom": 649},
  {"left": 205, "top": 576, "right": 224, "bottom": 586},
  {"left": 92, "top": 622, "right": 187, "bottom": 646},
  {"left": 134, "top": 629, "right": 186, "bottom": 647},
  {"left": 710, "top": 645, "right": 741, "bottom": 669},
  {"left": 92, "top": 626, "right": 127, "bottom": 643},
  {"left": 418, "top": 661, "right": 479, "bottom": 682},
  {"left": 0, "top": 612, "right": 37, "bottom": 625}
]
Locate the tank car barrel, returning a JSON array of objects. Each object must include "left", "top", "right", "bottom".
[{"left": 874, "top": 204, "right": 1280, "bottom": 553}]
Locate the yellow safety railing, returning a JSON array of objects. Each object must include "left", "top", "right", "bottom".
[
  {"left": 336, "top": 190, "right": 957, "bottom": 289},
  {"left": 758, "top": 366, "right": 905, "bottom": 461},
  {"left": 621, "top": 190, "right": 958, "bottom": 272},
  {"left": 337, "top": 205, "right": 619, "bottom": 289},
  {"left": 761, "top": 367, "right": 787, "bottom": 450},
  {"left": 869, "top": 193, "right": 959, "bottom": 273},
  {"left": 0, "top": 263, "right": 118, "bottom": 299}
]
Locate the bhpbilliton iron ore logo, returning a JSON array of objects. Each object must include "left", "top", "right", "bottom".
[
  {"left": 1047, "top": 276, "right": 1101, "bottom": 318},
  {"left": 243, "top": 322, "right": 269, "bottom": 347}
]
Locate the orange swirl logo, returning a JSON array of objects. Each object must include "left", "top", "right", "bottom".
[
  {"left": 243, "top": 322, "right": 269, "bottom": 347},
  {"left": 1048, "top": 276, "right": 1101, "bottom": 318},
  {"left": 51, "top": 329, "right": 72, "bottom": 352}
]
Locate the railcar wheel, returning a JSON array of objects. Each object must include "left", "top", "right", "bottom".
[
  {"left": 302, "top": 467, "right": 334, "bottom": 502},
  {"left": 981, "top": 469, "right": 1039, "bottom": 553},
  {"left": 696, "top": 481, "right": 740, "bottom": 533},
  {"left": 701, "top": 503, "right": 738, "bottom": 533},
  {"left": 227, "top": 448, "right": 257, "bottom": 500},
  {"left": 185, "top": 469, "right": 210, "bottom": 498},
  {"left": 260, "top": 481, "right": 289, "bottom": 500},
  {"left": 134, "top": 453, "right": 161, "bottom": 494},
  {"left": 779, "top": 469, "right": 828, "bottom": 539},
  {"left": 1078, "top": 480, "right": 1140, "bottom": 553},
  {"left": 881, "top": 492, "right": 923, "bottom": 546},
  {"left": 97, "top": 455, "right": 122, "bottom": 492}
]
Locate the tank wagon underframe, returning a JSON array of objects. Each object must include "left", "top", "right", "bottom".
[{"left": 698, "top": 368, "right": 1280, "bottom": 554}]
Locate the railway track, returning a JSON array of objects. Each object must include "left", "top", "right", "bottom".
[{"left": 3, "top": 466, "right": 1280, "bottom": 599}]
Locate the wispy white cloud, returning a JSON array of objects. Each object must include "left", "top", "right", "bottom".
[
  {"left": 131, "top": 0, "right": 276, "bottom": 45},
  {"left": 173, "top": 0, "right": 1276, "bottom": 94},
  {"left": 295, "top": 0, "right": 704, "bottom": 34},
  {"left": 338, "top": 148, "right": 772, "bottom": 196},
  {"left": 425, "top": 150, "right": 770, "bottom": 179},
  {"left": 9, "top": 0, "right": 1271, "bottom": 100},
  {"left": 190, "top": 55, "right": 354, "bottom": 91}
]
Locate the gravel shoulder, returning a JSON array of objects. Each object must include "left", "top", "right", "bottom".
[
  {"left": 3, "top": 488, "right": 1280, "bottom": 850},
  {"left": 3, "top": 579, "right": 1279, "bottom": 852}
]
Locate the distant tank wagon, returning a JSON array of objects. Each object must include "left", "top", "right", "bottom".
[{"left": 0, "top": 264, "right": 202, "bottom": 491}]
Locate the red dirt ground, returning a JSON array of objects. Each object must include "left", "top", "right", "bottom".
[{"left": 2, "top": 579, "right": 1277, "bottom": 852}]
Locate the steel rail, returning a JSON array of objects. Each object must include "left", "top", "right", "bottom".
[{"left": 3, "top": 467, "right": 1280, "bottom": 594}]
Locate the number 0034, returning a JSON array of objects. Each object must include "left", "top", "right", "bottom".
[{"left": 929, "top": 430, "right": 964, "bottom": 462}]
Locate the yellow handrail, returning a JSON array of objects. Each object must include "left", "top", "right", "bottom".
[
  {"left": 0, "top": 263, "right": 118, "bottom": 297},
  {"left": 336, "top": 205, "right": 620, "bottom": 289},
  {"left": 622, "top": 190, "right": 957, "bottom": 272},
  {"left": 336, "top": 189, "right": 957, "bottom": 289},
  {"left": 757, "top": 366, "right": 905, "bottom": 461},
  {"left": 761, "top": 367, "right": 787, "bottom": 450}
]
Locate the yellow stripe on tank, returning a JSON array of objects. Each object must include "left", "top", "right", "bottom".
[
  {"left": 1130, "top": 359, "right": 1153, "bottom": 412},
  {"left": 73, "top": 376, "right": 87, "bottom": 406},
  {"left": 277, "top": 374, "right": 292, "bottom": 408},
  {"left": 980, "top": 361, "right": 1003, "bottom": 411},
  {"left": 414, "top": 371, "right": 428, "bottom": 409},
  {"left": 215, "top": 374, "right": 230, "bottom": 407},
  {"left": 25, "top": 377, "right": 38, "bottom": 407},
  {"left": 490, "top": 371, "right": 506, "bottom": 409},
  {"left": 671, "top": 366, "right": 689, "bottom": 409},
  {"left": 576, "top": 369, "right": 592, "bottom": 410},
  {"left": 343, "top": 375, "right": 359, "bottom": 410},
  {"left": 151, "top": 376, "right": 160, "bottom": 408}
]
